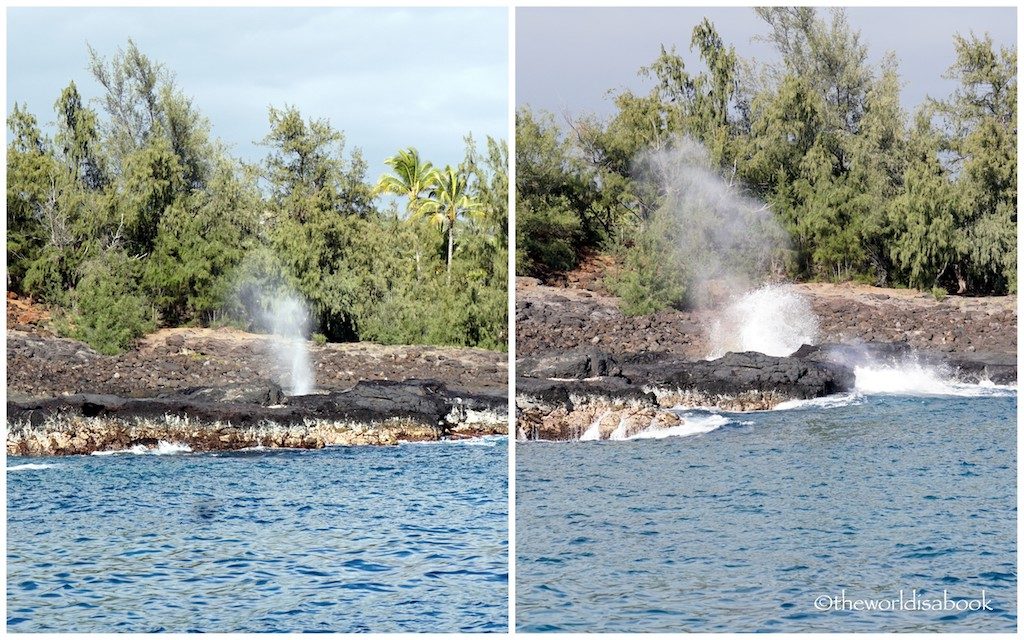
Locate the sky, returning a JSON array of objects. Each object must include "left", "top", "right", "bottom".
[
  {"left": 7, "top": 7, "right": 508, "bottom": 177},
  {"left": 517, "top": 7, "right": 1016, "bottom": 119}
]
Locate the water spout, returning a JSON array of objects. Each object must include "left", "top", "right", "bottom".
[{"left": 266, "top": 293, "right": 315, "bottom": 396}]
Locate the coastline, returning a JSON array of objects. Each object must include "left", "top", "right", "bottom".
[
  {"left": 515, "top": 276, "right": 1017, "bottom": 441},
  {"left": 7, "top": 322, "right": 508, "bottom": 456}
]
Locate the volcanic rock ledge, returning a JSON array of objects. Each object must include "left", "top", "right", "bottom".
[
  {"left": 512, "top": 350, "right": 856, "bottom": 438},
  {"left": 516, "top": 349, "right": 856, "bottom": 441},
  {"left": 8, "top": 379, "right": 508, "bottom": 456}
]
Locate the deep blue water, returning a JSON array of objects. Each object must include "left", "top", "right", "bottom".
[
  {"left": 516, "top": 394, "right": 1017, "bottom": 632},
  {"left": 8, "top": 437, "right": 508, "bottom": 632}
]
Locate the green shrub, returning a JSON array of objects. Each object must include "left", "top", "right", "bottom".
[
  {"left": 516, "top": 200, "right": 582, "bottom": 276},
  {"left": 67, "top": 253, "right": 156, "bottom": 354},
  {"left": 312, "top": 332, "right": 327, "bottom": 346},
  {"left": 605, "top": 219, "right": 687, "bottom": 316},
  {"left": 931, "top": 285, "right": 948, "bottom": 301}
]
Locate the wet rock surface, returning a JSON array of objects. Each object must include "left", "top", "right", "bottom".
[{"left": 517, "top": 349, "right": 858, "bottom": 439}]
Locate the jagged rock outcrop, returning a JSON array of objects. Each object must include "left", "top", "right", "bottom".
[
  {"left": 8, "top": 379, "right": 508, "bottom": 456},
  {"left": 516, "top": 349, "right": 857, "bottom": 440}
]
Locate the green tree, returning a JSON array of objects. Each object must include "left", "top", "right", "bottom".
[
  {"left": 261, "top": 105, "right": 371, "bottom": 222},
  {"left": 7, "top": 104, "right": 56, "bottom": 292},
  {"left": 933, "top": 33, "right": 1017, "bottom": 293},
  {"left": 515, "top": 108, "right": 595, "bottom": 275},
  {"left": 67, "top": 251, "right": 155, "bottom": 354},
  {"left": 889, "top": 115, "right": 957, "bottom": 289},
  {"left": 373, "top": 147, "right": 439, "bottom": 216},
  {"left": 54, "top": 81, "right": 107, "bottom": 190},
  {"left": 419, "top": 165, "right": 480, "bottom": 282},
  {"left": 373, "top": 146, "right": 440, "bottom": 275},
  {"left": 144, "top": 157, "right": 260, "bottom": 324}
]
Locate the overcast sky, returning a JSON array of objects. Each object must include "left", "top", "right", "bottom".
[
  {"left": 517, "top": 7, "right": 1016, "bottom": 119},
  {"left": 8, "top": 7, "right": 508, "bottom": 177}
]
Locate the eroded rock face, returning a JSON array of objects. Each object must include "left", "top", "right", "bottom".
[
  {"left": 516, "top": 349, "right": 857, "bottom": 440},
  {"left": 517, "top": 397, "right": 681, "bottom": 441},
  {"left": 7, "top": 416, "right": 449, "bottom": 456},
  {"left": 7, "top": 379, "right": 508, "bottom": 456}
]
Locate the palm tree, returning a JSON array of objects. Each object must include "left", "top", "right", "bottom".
[
  {"left": 373, "top": 147, "right": 439, "bottom": 274},
  {"left": 418, "top": 165, "right": 480, "bottom": 283},
  {"left": 372, "top": 147, "right": 438, "bottom": 217}
]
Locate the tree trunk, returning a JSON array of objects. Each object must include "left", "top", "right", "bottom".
[
  {"left": 446, "top": 220, "right": 454, "bottom": 284},
  {"left": 955, "top": 263, "right": 968, "bottom": 294}
]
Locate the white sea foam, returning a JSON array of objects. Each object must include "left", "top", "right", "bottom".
[
  {"left": 456, "top": 435, "right": 508, "bottom": 447},
  {"left": 608, "top": 418, "right": 631, "bottom": 441},
  {"left": 579, "top": 410, "right": 610, "bottom": 441},
  {"left": 773, "top": 393, "right": 865, "bottom": 411},
  {"left": 707, "top": 284, "right": 819, "bottom": 358},
  {"left": 853, "top": 363, "right": 1016, "bottom": 397},
  {"left": 91, "top": 441, "right": 193, "bottom": 456},
  {"left": 7, "top": 463, "right": 59, "bottom": 471},
  {"left": 627, "top": 413, "right": 732, "bottom": 440},
  {"left": 397, "top": 435, "right": 508, "bottom": 447}
]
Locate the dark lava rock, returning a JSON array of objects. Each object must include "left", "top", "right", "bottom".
[
  {"left": 169, "top": 381, "right": 285, "bottom": 405},
  {"left": 656, "top": 351, "right": 854, "bottom": 400},
  {"left": 517, "top": 349, "right": 856, "bottom": 406},
  {"left": 518, "top": 349, "right": 621, "bottom": 379},
  {"left": 516, "top": 375, "right": 651, "bottom": 406},
  {"left": 9, "top": 379, "right": 508, "bottom": 433}
]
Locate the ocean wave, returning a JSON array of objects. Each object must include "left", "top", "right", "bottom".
[
  {"left": 7, "top": 463, "right": 59, "bottom": 471},
  {"left": 853, "top": 363, "right": 1016, "bottom": 397},
  {"left": 91, "top": 441, "right": 193, "bottom": 456},
  {"left": 773, "top": 393, "right": 865, "bottom": 411},
  {"left": 628, "top": 413, "right": 732, "bottom": 440},
  {"left": 456, "top": 435, "right": 507, "bottom": 446},
  {"left": 399, "top": 435, "right": 507, "bottom": 447}
]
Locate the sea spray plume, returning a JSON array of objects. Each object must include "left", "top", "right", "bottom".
[
  {"left": 632, "top": 137, "right": 818, "bottom": 357},
  {"left": 706, "top": 284, "right": 820, "bottom": 358},
  {"left": 228, "top": 251, "right": 318, "bottom": 396},
  {"left": 634, "top": 136, "right": 789, "bottom": 307},
  {"left": 262, "top": 292, "right": 316, "bottom": 396}
]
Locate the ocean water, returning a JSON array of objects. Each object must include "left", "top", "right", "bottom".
[
  {"left": 516, "top": 393, "right": 1016, "bottom": 632},
  {"left": 7, "top": 437, "right": 508, "bottom": 633}
]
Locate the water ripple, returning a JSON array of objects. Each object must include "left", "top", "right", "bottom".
[
  {"left": 8, "top": 440, "right": 508, "bottom": 632},
  {"left": 517, "top": 395, "right": 1016, "bottom": 632}
]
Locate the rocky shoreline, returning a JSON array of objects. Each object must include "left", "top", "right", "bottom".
[
  {"left": 9, "top": 380, "right": 507, "bottom": 456},
  {"left": 516, "top": 276, "right": 1017, "bottom": 442},
  {"left": 7, "top": 320, "right": 508, "bottom": 456}
]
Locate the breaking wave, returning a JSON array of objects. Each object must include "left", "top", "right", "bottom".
[
  {"left": 7, "top": 463, "right": 59, "bottom": 471},
  {"left": 853, "top": 362, "right": 1016, "bottom": 397},
  {"left": 91, "top": 442, "right": 193, "bottom": 456},
  {"left": 628, "top": 413, "right": 732, "bottom": 440},
  {"left": 773, "top": 393, "right": 865, "bottom": 411}
]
